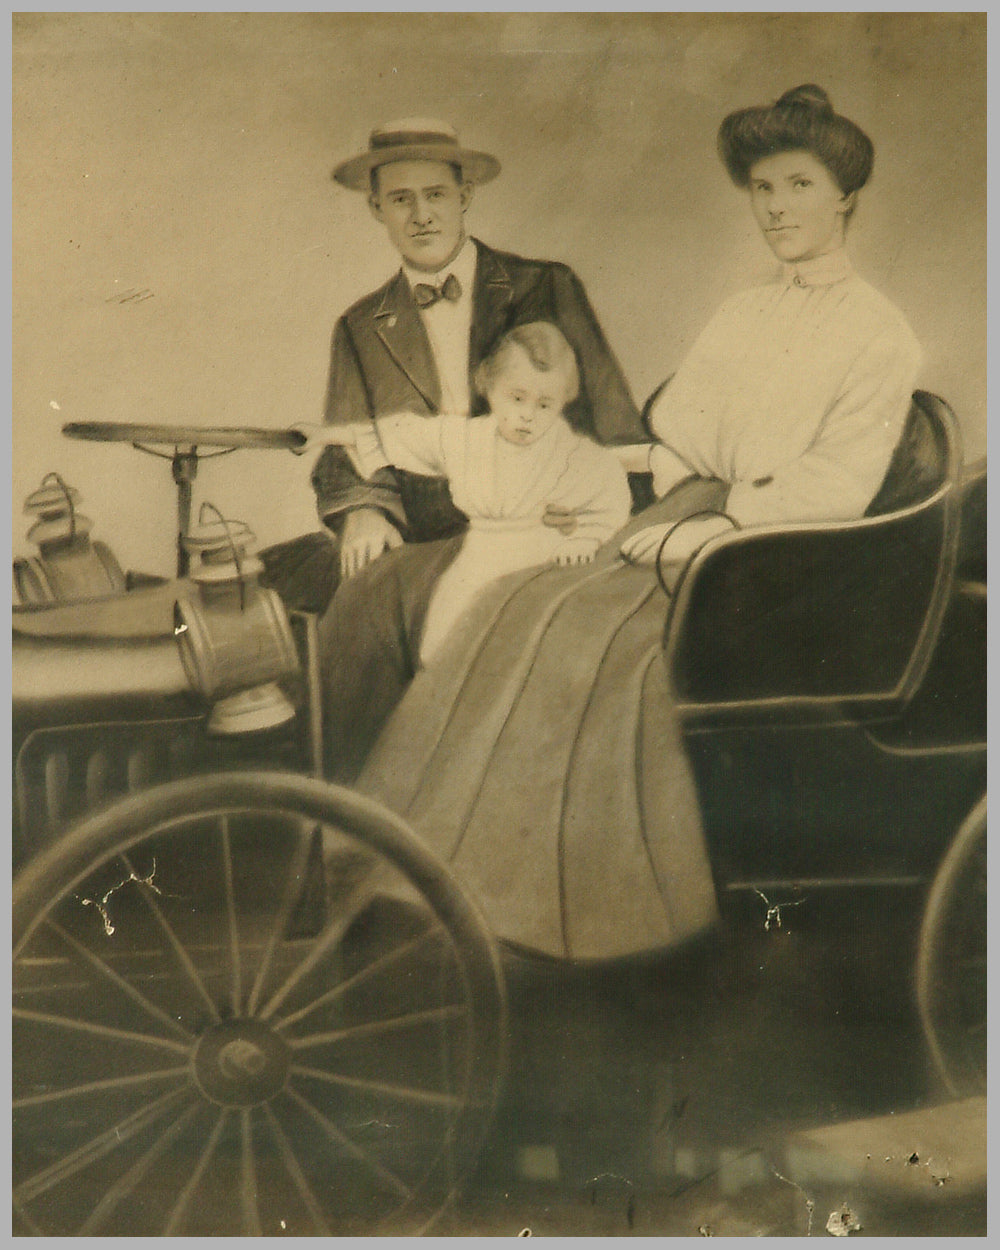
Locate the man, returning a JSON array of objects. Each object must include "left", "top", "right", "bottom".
[{"left": 262, "top": 118, "right": 645, "bottom": 612}]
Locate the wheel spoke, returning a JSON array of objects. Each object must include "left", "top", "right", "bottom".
[
  {"left": 13, "top": 1006, "right": 190, "bottom": 1054},
  {"left": 261, "top": 1102, "right": 332, "bottom": 1234},
  {"left": 219, "top": 816, "right": 243, "bottom": 1017},
  {"left": 78, "top": 1098, "right": 202, "bottom": 1234},
  {"left": 245, "top": 821, "right": 317, "bottom": 1017},
  {"left": 36, "top": 917, "right": 194, "bottom": 1041},
  {"left": 240, "top": 1109, "right": 262, "bottom": 1236},
  {"left": 288, "top": 1002, "right": 468, "bottom": 1049},
  {"left": 14, "top": 1085, "right": 191, "bottom": 1206},
  {"left": 273, "top": 922, "right": 444, "bottom": 1032},
  {"left": 121, "top": 852, "right": 221, "bottom": 1024},
  {"left": 12, "top": 773, "right": 505, "bottom": 1236},
  {"left": 289, "top": 1064, "right": 464, "bottom": 1109},
  {"left": 281, "top": 1083, "right": 413, "bottom": 1201},
  {"left": 163, "top": 1109, "right": 230, "bottom": 1235},
  {"left": 14, "top": 1066, "right": 190, "bottom": 1108},
  {"left": 257, "top": 871, "right": 379, "bottom": 1022}
]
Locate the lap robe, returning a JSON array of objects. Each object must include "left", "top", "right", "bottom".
[{"left": 343, "top": 479, "right": 727, "bottom": 961}]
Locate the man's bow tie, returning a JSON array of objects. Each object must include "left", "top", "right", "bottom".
[{"left": 413, "top": 273, "right": 462, "bottom": 308}]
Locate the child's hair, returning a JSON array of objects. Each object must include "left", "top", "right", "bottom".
[{"left": 474, "top": 321, "right": 580, "bottom": 404}]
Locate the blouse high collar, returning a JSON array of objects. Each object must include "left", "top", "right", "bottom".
[{"left": 782, "top": 247, "right": 854, "bottom": 289}]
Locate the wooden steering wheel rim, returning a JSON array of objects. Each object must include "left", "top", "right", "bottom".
[{"left": 62, "top": 421, "right": 306, "bottom": 452}]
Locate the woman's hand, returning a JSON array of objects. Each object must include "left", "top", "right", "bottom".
[
  {"left": 620, "top": 514, "right": 736, "bottom": 566},
  {"left": 554, "top": 536, "right": 599, "bottom": 566}
]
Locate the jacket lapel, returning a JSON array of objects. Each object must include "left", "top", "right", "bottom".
[
  {"left": 468, "top": 239, "right": 514, "bottom": 374},
  {"left": 372, "top": 271, "right": 440, "bottom": 412}
]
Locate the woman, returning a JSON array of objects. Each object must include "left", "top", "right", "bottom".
[
  {"left": 617, "top": 82, "right": 921, "bottom": 569},
  {"left": 320, "top": 86, "right": 922, "bottom": 962}
]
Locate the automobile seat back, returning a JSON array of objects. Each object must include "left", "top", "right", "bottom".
[{"left": 664, "top": 392, "right": 964, "bottom": 726}]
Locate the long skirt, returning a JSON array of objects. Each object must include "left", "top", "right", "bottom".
[{"left": 318, "top": 478, "right": 726, "bottom": 960}]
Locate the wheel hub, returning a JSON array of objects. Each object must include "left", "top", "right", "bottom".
[{"left": 193, "top": 1018, "right": 290, "bottom": 1107}]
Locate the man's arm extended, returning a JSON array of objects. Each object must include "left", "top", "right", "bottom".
[
  {"left": 310, "top": 317, "right": 408, "bottom": 577},
  {"left": 311, "top": 318, "right": 410, "bottom": 533}
]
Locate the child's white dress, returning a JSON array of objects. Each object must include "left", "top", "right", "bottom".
[{"left": 351, "top": 413, "right": 631, "bottom": 662}]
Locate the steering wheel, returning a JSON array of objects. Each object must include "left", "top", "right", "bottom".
[
  {"left": 62, "top": 421, "right": 308, "bottom": 576},
  {"left": 62, "top": 421, "right": 307, "bottom": 453}
]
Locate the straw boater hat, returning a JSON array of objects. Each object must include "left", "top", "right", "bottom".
[{"left": 333, "top": 118, "right": 501, "bottom": 191}]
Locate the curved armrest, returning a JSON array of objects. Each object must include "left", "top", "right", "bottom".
[
  {"left": 663, "top": 487, "right": 957, "bottom": 716},
  {"left": 956, "top": 460, "right": 986, "bottom": 583}
]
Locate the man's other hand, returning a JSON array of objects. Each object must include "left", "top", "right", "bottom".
[
  {"left": 542, "top": 504, "right": 579, "bottom": 536},
  {"left": 340, "top": 507, "right": 403, "bottom": 578},
  {"left": 554, "top": 536, "right": 599, "bottom": 566}
]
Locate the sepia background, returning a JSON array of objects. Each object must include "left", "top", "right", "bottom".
[{"left": 12, "top": 12, "right": 986, "bottom": 575}]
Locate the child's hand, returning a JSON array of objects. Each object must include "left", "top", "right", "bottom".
[
  {"left": 554, "top": 537, "right": 599, "bottom": 566},
  {"left": 287, "top": 422, "right": 353, "bottom": 456},
  {"left": 287, "top": 423, "right": 326, "bottom": 455}
]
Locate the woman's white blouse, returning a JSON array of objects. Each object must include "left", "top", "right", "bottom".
[{"left": 648, "top": 249, "right": 923, "bottom": 527}]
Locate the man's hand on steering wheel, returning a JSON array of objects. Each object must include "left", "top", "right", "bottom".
[{"left": 339, "top": 507, "right": 403, "bottom": 579}]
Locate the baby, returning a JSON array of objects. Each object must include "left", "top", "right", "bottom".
[{"left": 295, "top": 320, "right": 631, "bottom": 662}]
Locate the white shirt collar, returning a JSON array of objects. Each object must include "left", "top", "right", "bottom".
[
  {"left": 403, "top": 235, "right": 477, "bottom": 293},
  {"left": 782, "top": 247, "right": 854, "bottom": 288}
]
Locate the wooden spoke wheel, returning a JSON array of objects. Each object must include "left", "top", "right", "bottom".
[
  {"left": 13, "top": 773, "right": 506, "bottom": 1236},
  {"left": 915, "top": 795, "right": 986, "bottom": 1097}
]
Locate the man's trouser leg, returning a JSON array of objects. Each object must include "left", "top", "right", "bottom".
[{"left": 316, "top": 537, "right": 463, "bottom": 782}]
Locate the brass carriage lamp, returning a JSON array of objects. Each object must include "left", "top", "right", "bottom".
[
  {"left": 172, "top": 505, "right": 300, "bottom": 734},
  {"left": 14, "top": 472, "right": 127, "bottom": 605}
]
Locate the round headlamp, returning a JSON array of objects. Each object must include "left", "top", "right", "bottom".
[{"left": 173, "top": 506, "right": 299, "bottom": 734}]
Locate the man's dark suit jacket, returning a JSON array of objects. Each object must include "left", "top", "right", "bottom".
[{"left": 310, "top": 237, "right": 645, "bottom": 543}]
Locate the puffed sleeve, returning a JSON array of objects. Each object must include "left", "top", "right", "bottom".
[{"left": 725, "top": 327, "right": 923, "bottom": 527}]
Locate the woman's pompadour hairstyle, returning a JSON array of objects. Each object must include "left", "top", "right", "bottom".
[{"left": 718, "top": 84, "right": 874, "bottom": 195}]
